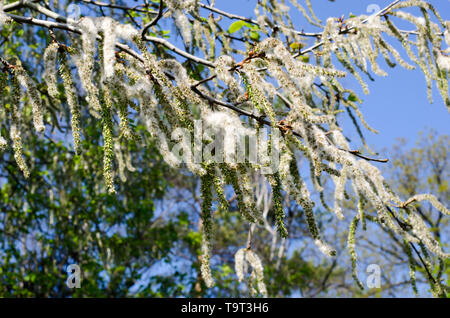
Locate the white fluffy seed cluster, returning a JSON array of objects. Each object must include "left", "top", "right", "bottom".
[
  {"left": 403, "top": 194, "right": 450, "bottom": 215},
  {"left": 13, "top": 66, "right": 45, "bottom": 133},
  {"left": 98, "top": 18, "right": 117, "bottom": 79},
  {"left": 205, "top": 110, "right": 253, "bottom": 164},
  {"left": 408, "top": 213, "right": 450, "bottom": 259},
  {"left": 200, "top": 242, "right": 214, "bottom": 288},
  {"left": 0, "top": 2, "right": 12, "bottom": 26},
  {"left": 234, "top": 248, "right": 268, "bottom": 297},
  {"left": 215, "top": 56, "right": 245, "bottom": 102},
  {"left": 43, "top": 42, "right": 60, "bottom": 99},
  {"left": 166, "top": 0, "right": 197, "bottom": 47},
  {"left": 0, "top": 135, "right": 7, "bottom": 151},
  {"left": 314, "top": 239, "right": 336, "bottom": 258},
  {"left": 234, "top": 248, "right": 246, "bottom": 282}
]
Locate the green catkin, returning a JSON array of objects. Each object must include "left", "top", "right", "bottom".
[
  {"left": 321, "top": 80, "right": 337, "bottom": 112},
  {"left": 97, "top": 39, "right": 116, "bottom": 193},
  {"left": 376, "top": 36, "right": 415, "bottom": 70},
  {"left": 13, "top": 64, "right": 45, "bottom": 133},
  {"left": 435, "top": 64, "right": 449, "bottom": 108},
  {"left": 304, "top": 0, "right": 322, "bottom": 25},
  {"left": 58, "top": 52, "right": 82, "bottom": 154},
  {"left": 113, "top": 59, "right": 140, "bottom": 86},
  {"left": 192, "top": 18, "right": 208, "bottom": 57},
  {"left": 150, "top": 79, "right": 180, "bottom": 130},
  {"left": 334, "top": 50, "right": 369, "bottom": 95},
  {"left": 200, "top": 165, "right": 215, "bottom": 288},
  {"left": 321, "top": 163, "right": 341, "bottom": 177},
  {"left": 241, "top": 72, "right": 277, "bottom": 125},
  {"left": 309, "top": 156, "right": 322, "bottom": 189},
  {"left": 385, "top": 18, "right": 434, "bottom": 103},
  {"left": 268, "top": 173, "right": 288, "bottom": 238},
  {"left": 213, "top": 173, "right": 229, "bottom": 212},
  {"left": 289, "top": 0, "right": 322, "bottom": 28},
  {"left": 404, "top": 240, "right": 418, "bottom": 295},
  {"left": 100, "top": 87, "right": 116, "bottom": 194},
  {"left": 359, "top": 30, "right": 387, "bottom": 77},
  {"left": 0, "top": 70, "right": 7, "bottom": 102},
  {"left": 201, "top": 18, "right": 215, "bottom": 60},
  {"left": 321, "top": 18, "right": 335, "bottom": 68},
  {"left": 320, "top": 191, "right": 333, "bottom": 213},
  {"left": 219, "top": 163, "right": 256, "bottom": 223},
  {"left": 289, "top": 157, "right": 336, "bottom": 256},
  {"left": 43, "top": 42, "right": 60, "bottom": 99},
  {"left": 341, "top": 45, "right": 372, "bottom": 80},
  {"left": 111, "top": 78, "right": 136, "bottom": 141},
  {"left": 9, "top": 75, "right": 30, "bottom": 178},
  {"left": 348, "top": 216, "right": 364, "bottom": 290},
  {"left": 100, "top": 42, "right": 135, "bottom": 142},
  {"left": 134, "top": 37, "right": 193, "bottom": 130},
  {"left": 378, "top": 42, "right": 397, "bottom": 68},
  {"left": 340, "top": 90, "right": 378, "bottom": 134},
  {"left": 344, "top": 107, "right": 376, "bottom": 155},
  {"left": 207, "top": 14, "right": 217, "bottom": 61},
  {"left": 417, "top": 241, "right": 445, "bottom": 297},
  {"left": 237, "top": 164, "right": 264, "bottom": 224},
  {"left": 436, "top": 259, "right": 444, "bottom": 282},
  {"left": 357, "top": 194, "right": 367, "bottom": 231},
  {"left": 394, "top": 1, "right": 445, "bottom": 27},
  {"left": 0, "top": 72, "right": 7, "bottom": 151}
]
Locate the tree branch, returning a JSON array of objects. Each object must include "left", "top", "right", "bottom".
[
  {"left": 141, "top": 0, "right": 164, "bottom": 40},
  {"left": 143, "top": 34, "right": 215, "bottom": 67},
  {"left": 3, "top": 0, "right": 41, "bottom": 12},
  {"left": 80, "top": 0, "right": 157, "bottom": 14},
  {"left": 5, "top": 6, "right": 389, "bottom": 164}
]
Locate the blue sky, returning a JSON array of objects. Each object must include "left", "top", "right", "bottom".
[{"left": 205, "top": 0, "right": 450, "bottom": 155}]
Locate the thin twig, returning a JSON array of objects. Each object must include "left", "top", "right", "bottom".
[
  {"left": 80, "top": 0, "right": 157, "bottom": 14},
  {"left": 346, "top": 150, "right": 389, "bottom": 163},
  {"left": 143, "top": 34, "right": 215, "bottom": 67},
  {"left": 3, "top": 0, "right": 41, "bottom": 12},
  {"left": 141, "top": 0, "right": 164, "bottom": 40},
  {"left": 246, "top": 224, "right": 254, "bottom": 250}
]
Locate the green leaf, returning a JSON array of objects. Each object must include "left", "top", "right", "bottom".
[
  {"left": 290, "top": 42, "right": 303, "bottom": 51},
  {"left": 250, "top": 31, "right": 260, "bottom": 41},
  {"left": 228, "top": 21, "right": 246, "bottom": 34},
  {"left": 348, "top": 93, "right": 358, "bottom": 102},
  {"left": 300, "top": 55, "right": 310, "bottom": 63}
]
